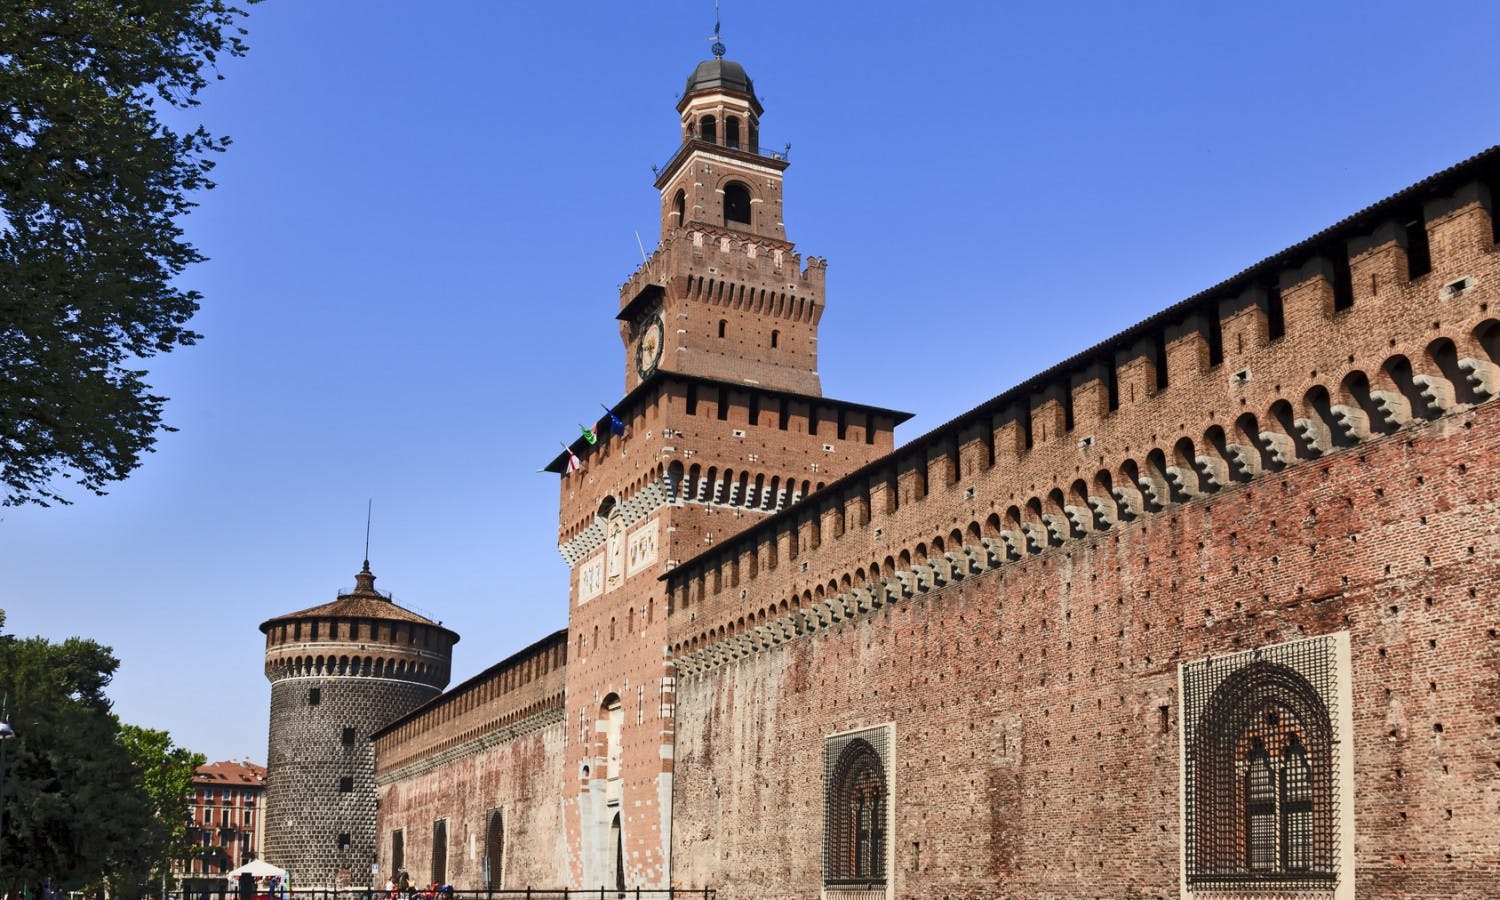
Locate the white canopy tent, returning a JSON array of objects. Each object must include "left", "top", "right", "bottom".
[{"left": 224, "top": 860, "right": 287, "bottom": 880}]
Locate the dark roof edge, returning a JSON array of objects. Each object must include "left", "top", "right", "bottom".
[
  {"left": 542, "top": 371, "right": 915, "bottom": 472},
  {"left": 661, "top": 143, "right": 1500, "bottom": 580},
  {"left": 370, "top": 627, "right": 569, "bottom": 741}
]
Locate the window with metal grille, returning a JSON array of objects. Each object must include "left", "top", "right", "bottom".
[
  {"left": 823, "top": 726, "right": 891, "bottom": 888},
  {"left": 1181, "top": 634, "right": 1344, "bottom": 893}
]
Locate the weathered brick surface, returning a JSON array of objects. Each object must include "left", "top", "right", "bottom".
[
  {"left": 672, "top": 401, "right": 1500, "bottom": 898},
  {"left": 373, "top": 631, "right": 568, "bottom": 889}
]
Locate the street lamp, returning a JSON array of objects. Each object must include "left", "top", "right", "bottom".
[{"left": 0, "top": 703, "right": 15, "bottom": 869}]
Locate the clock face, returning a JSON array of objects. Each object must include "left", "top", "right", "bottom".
[{"left": 636, "top": 316, "right": 664, "bottom": 378}]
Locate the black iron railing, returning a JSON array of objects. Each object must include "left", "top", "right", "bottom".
[
  {"left": 167, "top": 890, "right": 714, "bottom": 900},
  {"left": 656, "top": 138, "right": 789, "bottom": 175}
]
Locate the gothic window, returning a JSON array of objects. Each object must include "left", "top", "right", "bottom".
[
  {"left": 723, "top": 181, "right": 751, "bottom": 225},
  {"left": 1182, "top": 635, "right": 1347, "bottom": 893},
  {"left": 824, "top": 728, "right": 891, "bottom": 888}
]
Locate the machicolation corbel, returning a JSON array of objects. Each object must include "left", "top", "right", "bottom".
[
  {"left": 1413, "top": 374, "right": 1457, "bottom": 414},
  {"left": 1459, "top": 357, "right": 1500, "bottom": 400}
]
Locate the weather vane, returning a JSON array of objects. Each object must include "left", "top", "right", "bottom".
[{"left": 709, "top": 0, "right": 725, "bottom": 58}]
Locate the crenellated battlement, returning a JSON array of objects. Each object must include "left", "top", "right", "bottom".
[
  {"left": 664, "top": 149, "right": 1500, "bottom": 665},
  {"left": 620, "top": 230, "right": 822, "bottom": 313}
]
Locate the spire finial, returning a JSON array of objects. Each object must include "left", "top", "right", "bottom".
[
  {"left": 710, "top": 0, "right": 726, "bottom": 58},
  {"left": 363, "top": 497, "right": 372, "bottom": 571}
]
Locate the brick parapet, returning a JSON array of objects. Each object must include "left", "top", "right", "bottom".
[
  {"left": 665, "top": 170, "right": 1500, "bottom": 658},
  {"left": 372, "top": 630, "right": 568, "bottom": 778}
]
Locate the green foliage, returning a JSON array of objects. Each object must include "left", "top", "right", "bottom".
[
  {"left": 0, "top": 621, "right": 203, "bottom": 897},
  {"left": 119, "top": 724, "right": 207, "bottom": 885},
  {"left": 0, "top": 1, "right": 254, "bottom": 506}
]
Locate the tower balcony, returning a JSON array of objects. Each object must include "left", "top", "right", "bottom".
[{"left": 654, "top": 137, "right": 790, "bottom": 186}]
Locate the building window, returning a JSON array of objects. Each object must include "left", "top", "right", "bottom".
[
  {"left": 339, "top": 776, "right": 354, "bottom": 793},
  {"left": 723, "top": 181, "right": 751, "bottom": 225},
  {"left": 342, "top": 726, "right": 356, "bottom": 746},
  {"left": 337, "top": 832, "right": 351, "bottom": 852},
  {"left": 432, "top": 819, "right": 448, "bottom": 885},
  {"left": 244, "top": 810, "right": 253, "bottom": 826},
  {"left": 1181, "top": 633, "right": 1350, "bottom": 894},
  {"left": 823, "top": 726, "right": 891, "bottom": 889},
  {"left": 308, "top": 687, "right": 321, "bottom": 706}
]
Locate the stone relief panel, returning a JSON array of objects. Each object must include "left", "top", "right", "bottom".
[
  {"left": 626, "top": 518, "right": 659, "bottom": 577},
  {"left": 578, "top": 554, "right": 604, "bottom": 603}
]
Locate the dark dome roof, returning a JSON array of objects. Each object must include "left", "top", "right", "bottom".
[{"left": 685, "top": 58, "right": 755, "bottom": 97}]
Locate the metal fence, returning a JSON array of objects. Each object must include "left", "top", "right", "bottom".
[{"left": 168, "top": 891, "right": 714, "bottom": 900}]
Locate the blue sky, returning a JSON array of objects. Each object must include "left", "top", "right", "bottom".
[{"left": 3, "top": 2, "right": 1499, "bottom": 764}]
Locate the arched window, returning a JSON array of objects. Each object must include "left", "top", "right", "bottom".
[
  {"left": 723, "top": 181, "right": 751, "bottom": 225},
  {"left": 725, "top": 116, "right": 741, "bottom": 150},
  {"left": 699, "top": 115, "right": 716, "bottom": 144},
  {"left": 824, "top": 734, "right": 888, "bottom": 887},
  {"left": 1184, "top": 641, "right": 1340, "bottom": 891},
  {"left": 672, "top": 189, "right": 686, "bottom": 228}
]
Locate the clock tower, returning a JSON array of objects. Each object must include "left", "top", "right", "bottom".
[{"left": 547, "top": 45, "right": 910, "bottom": 891}]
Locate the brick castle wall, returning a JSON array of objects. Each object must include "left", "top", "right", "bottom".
[{"left": 672, "top": 398, "right": 1500, "bottom": 898}]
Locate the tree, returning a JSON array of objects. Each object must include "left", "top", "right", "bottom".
[
  {"left": 0, "top": 613, "right": 203, "bottom": 897},
  {"left": 119, "top": 724, "right": 207, "bottom": 888},
  {"left": 0, "top": 1, "right": 254, "bottom": 506}
]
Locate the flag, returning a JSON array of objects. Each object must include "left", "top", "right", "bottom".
[
  {"left": 579, "top": 423, "right": 598, "bottom": 446},
  {"left": 600, "top": 403, "right": 626, "bottom": 435},
  {"left": 566, "top": 449, "right": 581, "bottom": 473}
]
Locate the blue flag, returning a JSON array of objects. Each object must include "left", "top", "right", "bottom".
[{"left": 600, "top": 404, "right": 626, "bottom": 435}]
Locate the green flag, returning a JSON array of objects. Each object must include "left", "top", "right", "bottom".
[{"left": 579, "top": 423, "right": 598, "bottom": 445}]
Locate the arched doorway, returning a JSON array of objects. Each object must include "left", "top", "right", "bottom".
[
  {"left": 484, "top": 809, "right": 503, "bottom": 889},
  {"left": 610, "top": 811, "right": 624, "bottom": 891}
]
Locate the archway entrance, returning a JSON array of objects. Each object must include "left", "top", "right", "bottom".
[
  {"left": 610, "top": 811, "right": 624, "bottom": 891},
  {"left": 484, "top": 809, "right": 503, "bottom": 889}
]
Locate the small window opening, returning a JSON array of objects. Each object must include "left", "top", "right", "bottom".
[
  {"left": 748, "top": 394, "right": 760, "bottom": 426},
  {"left": 1331, "top": 246, "right": 1354, "bottom": 311},
  {"left": 865, "top": 412, "right": 876, "bottom": 446},
  {"left": 1152, "top": 330, "right": 1169, "bottom": 390},
  {"left": 342, "top": 726, "right": 355, "bottom": 746},
  {"left": 338, "top": 776, "right": 353, "bottom": 793},
  {"left": 1266, "top": 284, "right": 1286, "bottom": 341},
  {"left": 1207, "top": 308, "right": 1224, "bottom": 366},
  {"left": 718, "top": 319, "right": 727, "bottom": 338},
  {"left": 308, "top": 688, "right": 321, "bottom": 706},
  {"left": 770, "top": 329, "right": 780, "bottom": 348},
  {"left": 716, "top": 386, "right": 729, "bottom": 421},
  {"left": 778, "top": 401, "right": 790, "bottom": 431},
  {"left": 337, "top": 832, "right": 351, "bottom": 852},
  {"left": 837, "top": 409, "right": 848, "bottom": 440},
  {"left": 685, "top": 384, "right": 698, "bottom": 415},
  {"left": 1405, "top": 218, "right": 1432, "bottom": 279},
  {"left": 724, "top": 182, "right": 751, "bottom": 225}
]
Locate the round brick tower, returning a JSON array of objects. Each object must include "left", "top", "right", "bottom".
[{"left": 259, "top": 562, "right": 458, "bottom": 888}]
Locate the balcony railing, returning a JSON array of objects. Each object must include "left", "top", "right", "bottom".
[{"left": 655, "top": 137, "right": 789, "bottom": 176}]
